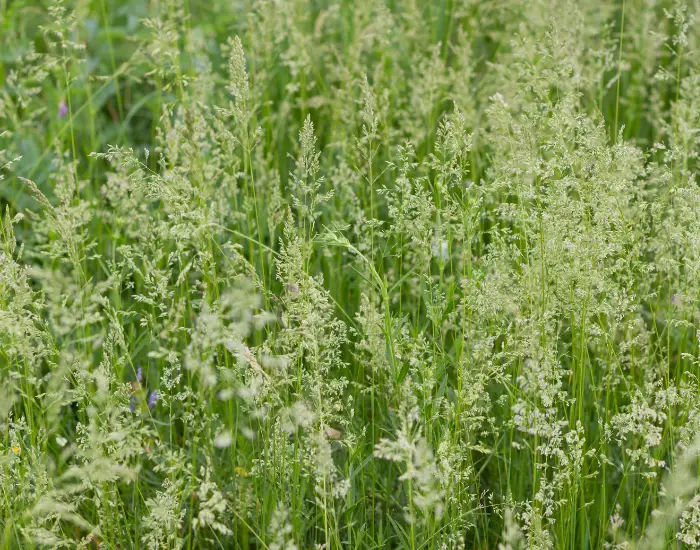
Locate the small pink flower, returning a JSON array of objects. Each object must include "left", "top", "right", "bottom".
[{"left": 58, "top": 100, "right": 68, "bottom": 118}]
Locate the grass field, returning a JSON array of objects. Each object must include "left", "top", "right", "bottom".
[{"left": 0, "top": 0, "right": 698, "bottom": 548}]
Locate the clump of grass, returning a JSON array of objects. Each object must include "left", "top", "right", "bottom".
[{"left": 0, "top": 0, "right": 698, "bottom": 548}]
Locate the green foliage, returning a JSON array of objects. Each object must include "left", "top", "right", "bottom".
[{"left": 0, "top": 0, "right": 698, "bottom": 548}]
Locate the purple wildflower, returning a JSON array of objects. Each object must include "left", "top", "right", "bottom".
[
  {"left": 129, "top": 395, "right": 137, "bottom": 412},
  {"left": 58, "top": 100, "right": 68, "bottom": 118},
  {"left": 136, "top": 367, "right": 143, "bottom": 383},
  {"left": 148, "top": 390, "right": 159, "bottom": 409}
]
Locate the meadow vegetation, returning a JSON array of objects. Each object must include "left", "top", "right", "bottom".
[{"left": 0, "top": 0, "right": 698, "bottom": 548}]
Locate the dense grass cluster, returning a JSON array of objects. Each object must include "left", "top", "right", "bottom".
[{"left": 1, "top": 0, "right": 698, "bottom": 548}]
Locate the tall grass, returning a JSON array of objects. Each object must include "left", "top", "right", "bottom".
[{"left": 0, "top": 0, "right": 698, "bottom": 548}]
